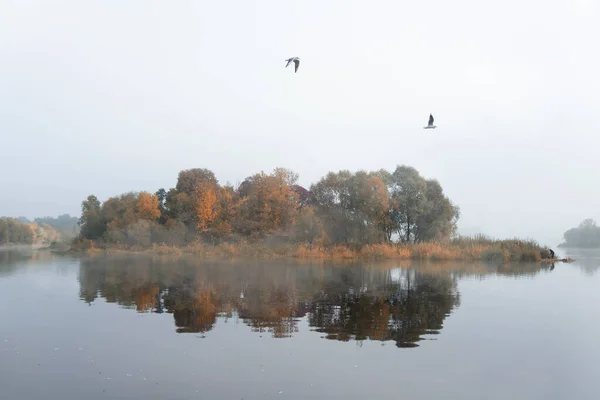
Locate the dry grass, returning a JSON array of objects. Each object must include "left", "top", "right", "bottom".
[{"left": 75, "top": 234, "right": 560, "bottom": 264}]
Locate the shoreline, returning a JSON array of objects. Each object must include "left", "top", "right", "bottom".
[
  {"left": 0, "top": 243, "right": 50, "bottom": 251},
  {"left": 65, "top": 240, "right": 575, "bottom": 264}
]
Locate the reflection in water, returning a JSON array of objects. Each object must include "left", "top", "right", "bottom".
[
  {"left": 0, "top": 248, "right": 47, "bottom": 271},
  {"left": 2, "top": 250, "right": 599, "bottom": 400},
  {"left": 0, "top": 248, "right": 70, "bottom": 277},
  {"left": 77, "top": 257, "right": 463, "bottom": 347},
  {"left": 308, "top": 269, "right": 459, "bottom": 347},
  {"left": 562, "top": 248, "right": 600, "bottom": 275}
]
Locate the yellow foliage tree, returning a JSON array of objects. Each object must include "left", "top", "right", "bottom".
[
  {"left": 195, "top": 183, "right": 218, "bottom": 230},
  {"left": 136, "top": 192, "right": 161, "bottom": 221}
]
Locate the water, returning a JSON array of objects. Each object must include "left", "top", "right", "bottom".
[{"left": 1, "top": 248, "right": 599, "bottom": 400}]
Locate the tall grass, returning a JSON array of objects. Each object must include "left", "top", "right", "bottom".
[{"left": 81, "top": 235, "right": 556, "bottom": 263}]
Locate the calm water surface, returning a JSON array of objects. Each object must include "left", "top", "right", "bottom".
[{"left": 1, "top": 248, "right": 599, "bottom": 400}]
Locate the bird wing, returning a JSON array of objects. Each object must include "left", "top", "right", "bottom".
[
  {"left": 285, "top": 58, "right": 292, "bottom": 68},
  {"left": 294, "top": 58, "right": 299, "bottom": 72},
  {"left": 428, "top": 114, "right": 434, "bottom": 126}
]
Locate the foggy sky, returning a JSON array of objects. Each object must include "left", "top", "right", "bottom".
[{"left": 1, "top": 0, "right": 599, "bottom": 247}]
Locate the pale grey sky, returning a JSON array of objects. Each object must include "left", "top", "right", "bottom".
[{"left": 1, "top": 0, "right": 599, "bottom": 246}]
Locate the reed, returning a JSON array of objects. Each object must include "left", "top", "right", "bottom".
[{"left": 77, "top": 235, "right": 553, "bottom": 264}]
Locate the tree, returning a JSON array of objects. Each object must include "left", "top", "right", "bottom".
[
  {"left": 168, "top": 168, "right": 221, "bottom": 229},
  {"left": 561, "top": 218, "right": 600, "bottom": 248},
  {"left": 237, "top": 168, "right": 300, "bottom": 234},
  {"left": 195, "top": 182, "right": 218, "bottom": 230},
  {"left": 389, "top": 166, "right": 427, "bottom": 243},
  {"left": 291, "top": 185, "right": 314, "bottom": 208},
  {"left": 175, "top": 168, "right": 218, "bottom": 197},
  {"left": 136, "top": 192, "right": 161, "bottom": 221},
  {"left": 155, "top": 188, "right": 168, "bottom": 224},
  {"left": 74, "top": 164, "right": 461, "bottom": 248},
  {"left": 102, "top": 193, "right": 138, "bottom": 230},
  {"left": 79, "top": 195, "right": 105, "bottom": 240},
  {"left": 34, "top": 214, "right": 79, "bottom": 236},
  {"left": 156, "top": 188, "right": 167, "bottom": 209},
  {"left": 208, "top": 185, "right": 243, "bottom": 237},
  {"left": 0, "top": 218, "right": 37, "bottom": 244},
  {"left": 311, "top": 170, "right": 390, "bottom": 245},
  {"left": 165, "top": 189, "right": 195, "bottom": 226},
  {"left": 412, "top": 179, "right": 460, "bottom": 243},
  {"left": 294, "top": 206, "right": 328, "bottom": 244}
]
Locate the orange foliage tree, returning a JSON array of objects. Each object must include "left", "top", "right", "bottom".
[
  {"left": 195, "top": 182, "right": 218, "bottom": 230},
  {"left": 136, "top": 192, "right": 161, "bottom": 221}
]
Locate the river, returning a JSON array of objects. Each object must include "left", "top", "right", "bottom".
[{"left": 0, "top": 248, "right": 599, "bottom": 399}]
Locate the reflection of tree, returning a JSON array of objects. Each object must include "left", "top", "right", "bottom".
[
  {"left": 238, "top": 287, "right": 304, "bottom": 338},
  {"left": 309, "top": 270, "right": 460, "bottom": 347},
  {"left": 562, "top": 249, "right": 600, "bottom": 276},
  {"left": 74, "top": 257, "right": 465, "bottom": 348},
  {"left": 0, "top": 249, "right": 54, "bottom": 277},
  {"left": 163, "top": 285, "right": 217, "bottom": 333}
]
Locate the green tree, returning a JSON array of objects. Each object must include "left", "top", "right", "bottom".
[
  {"left": 78, "top": 195, "right": 105, "bottom": 240},
  {"left": 389, "top": 165, "right": 427, "bottom": 243},
  {"left": 175, "top": 168, "right": 218, "bottom": 197},
  {"left": 311, "top": 170, "right": 390, "bottom": 245},
  {"left": 413, "top": 179, "right": 460, "bottom": 242}
]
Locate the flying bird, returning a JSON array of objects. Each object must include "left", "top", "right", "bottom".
[
  {"left": 424, "top": 113, "right": 437, "bottom": 129},
  {"left": 285, "top": 57, "right": 300, "bottom": 73}
]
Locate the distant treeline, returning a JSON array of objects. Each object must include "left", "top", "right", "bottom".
[
  {"left": 33, "top": 214, "right": 79, "bottom": 237},
  {"left": 76, "top": 165, "right": 460, "bottom": 248},
  {"left": 559, "top": 219, "right": 600, "bottom": 248},
  {"left": 0, "top": 217, "right": 60, "bottom": 245}
]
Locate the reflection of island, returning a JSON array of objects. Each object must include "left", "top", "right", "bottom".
[
  {"left": 77, "top": 257, "right": 463, "bottom": 347},
  {"left": 75, "top": 256, "right": 562, "bottom": 346},
  {"left": 560, "top": 248, "right": 600, "bottom": 276}
]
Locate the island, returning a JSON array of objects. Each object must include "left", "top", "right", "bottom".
[
  {"left": 53, "top": 165, "right": 569, "bottom": 263},
  {"left": 558, "top": 219, "right": 600, "bottom": 248}
]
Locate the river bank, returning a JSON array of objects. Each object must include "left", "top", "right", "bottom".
[
  {"left": 68, "top": 237, "right": 574, "bottom": 263},
  {"left": 0, "top": 243, "right": 50, "bottom": 251}
]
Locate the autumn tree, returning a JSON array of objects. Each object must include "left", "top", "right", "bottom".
[
  {"left": 195, "top": 181, "right": 218, "bottom": 230},
  {"left": 208, "top": 184, "right": 243, "bottom": 237},
  {"left": 237, "top": 168, "right": 300, "bottom": 234},
  {"left": 0, "top": 218, "right": 36, "bottom": 244},
  {"left": 166, "top": 168, "right": 221, "bottom": 229},
  {"left": 136, "top": 192, "right": 161, "bottom": 221},
  {"left": 176, "top": 168, "right": 218, "bottom": 197}
]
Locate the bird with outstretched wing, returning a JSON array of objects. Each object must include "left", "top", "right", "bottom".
[{"left": 285, "top": 57, "right": 300, "bottom": 73}]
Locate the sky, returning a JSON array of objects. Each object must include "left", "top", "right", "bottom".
[{"left": 1, "top": 0, "right": 599, "bottom": 247}]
